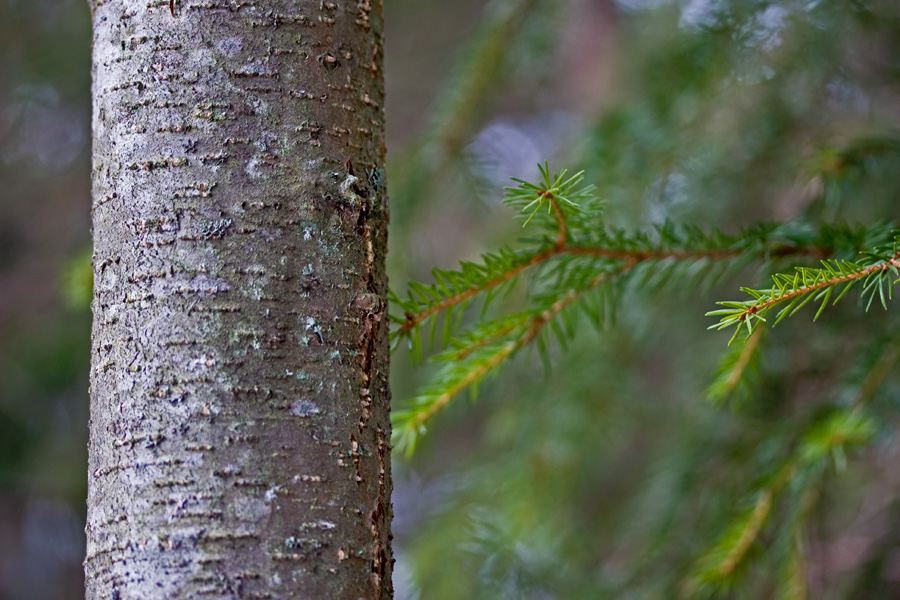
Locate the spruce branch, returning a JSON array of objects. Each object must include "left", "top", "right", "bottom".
[
  {"left": 550, "top": 195, "right": 568, "bottom": 247},
  {"left": 393, "top": 236, "right": 831, "bottom": 355},
  {"left": 689, "top": 327, "right": 896, "bottom": 594},
  {"left": 392, "top": 319, "right": 533, "bottom": 457},
  {"left": 706, "top": 327, "right": 765, "bottom": 407},
  {"left": 689, "top": 459, "right": 809, "bottom": 592},
  {"left": 853, "top": 331, "right": 900, "bottom": 409},
  {"left": 393, "top": 269, "right": 613, "bottom": 456},
  {"left": 395, "top": 173, "right": 873, "bottom": 355},
  {"left": 708, "top": 236, "right": 900, "bottom": 342},
  {"left": 393, "top": 165, "right": 801, "bottom": 353},
  {"left": 392, "top": 246, "right": 557, "bottom": 344},
  {"left": 779, "top": 534, "right": 809, "bottom": 600},
  {"left": 684, "top": 410, "right": 875, "bottom": 595},
  {"left": 392, "top": 165, "right": 889, "bottom": 455},
  {"left": 391, "top": 244, "right": 742, "bottom": 349}
]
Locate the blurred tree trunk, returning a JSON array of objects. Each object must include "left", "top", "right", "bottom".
[{"left": 84, "top": 1, "right": 391, "bottom": 598}]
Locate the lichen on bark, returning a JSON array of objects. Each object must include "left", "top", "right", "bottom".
[{"left": 86, "top": 1, "right": 391, "bottom": 598}]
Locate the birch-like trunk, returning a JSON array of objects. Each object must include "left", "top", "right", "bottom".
[{"left": 85, "top": 1, "right": 391, "bottom": 597}]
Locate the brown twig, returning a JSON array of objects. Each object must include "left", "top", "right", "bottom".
[{"left": 550, "top": 197, "right": 568, "bottom": 248}]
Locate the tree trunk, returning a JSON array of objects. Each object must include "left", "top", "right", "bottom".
[{"left": 85, "top": 1, "right": 391, "bottom": 598}]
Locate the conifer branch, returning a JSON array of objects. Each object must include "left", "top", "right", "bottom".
[
  {"left": 394, "top": 241, "right": 830, "bottom": 348},
  {"left": 720, "top": 328, "right": 762, "bottom": 397},
  {"left": 395, "top": 247, "right": 558, "bottom": 339},
  {"left": 395, "top": 164, "right": 867, "bottom": 351},
  {"left": 451, "top": 317, "right": 525, "bottom": 361},
  {"left": 781, "top": 534, "right": 809, "bottom": 600},
  {"left": 395, "top": 246, "right": 744, "bottom": 340},
  {"left": 714, "top": 463, "right": 794, "bottom": 580},
  {"left": 853, "top": 330, "right": 900, "bottom": 409},
  {"left": 393, "top": 165, "right": 893, "bottom": 455},
  {"left": 685, "top": 410, "right": 876, "bottom": 594},
  {"left": 709, "top": 238, "right": 900, "bottom": 340},
  {"left": 400, "top": 337, "right": 521, "bottom": 447},
  {"left": 707, "top": 328, "right": 765, "bottom": 406},
  {"left": 393, "top": 269, "right": 614, "bottom": 455}
]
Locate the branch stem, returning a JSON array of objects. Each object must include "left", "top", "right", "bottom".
[{"left": 399, "top": 243, "right": 828, "bottom": 337}]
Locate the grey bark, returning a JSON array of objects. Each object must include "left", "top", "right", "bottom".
[{"left": 85, "top": 1, "right": 391, "bottom": 598}]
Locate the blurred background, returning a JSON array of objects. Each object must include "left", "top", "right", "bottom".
[{"left": 3, "top": 0, "right": 900, "bottom": 598}]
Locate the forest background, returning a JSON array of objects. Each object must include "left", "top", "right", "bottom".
[{"left": 3, "top": 0, "right": 900, "bottom": 598}]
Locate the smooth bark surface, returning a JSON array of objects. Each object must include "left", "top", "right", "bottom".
[{"left": 85, "top": 1, "right": 391, "bottom": 597}]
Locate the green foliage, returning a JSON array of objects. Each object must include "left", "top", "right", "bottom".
[
  {"left": 387, "top": 0, "right": 900, "bottom": 598},
  {"left": 61, "top": 245, "right": 93, "bottom": 310},
  {"left": 708, "top": 233, "right": 900, "bottom": 342},
  {"left": 705, "top": 327, "right": 765, "bottom": 407},
  {"left": 505, "top": 162, "right": 595, "bottom": 226},
  {"left": 684, "top": 408, "right": 876, "bottom": 597},
  {"left": 391, "top": 163, "right": 894, "bottom": 454}
]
